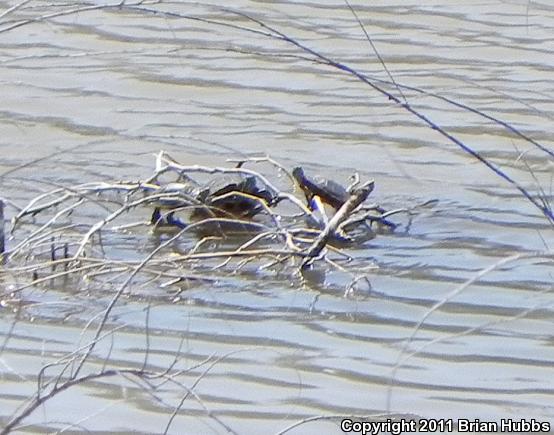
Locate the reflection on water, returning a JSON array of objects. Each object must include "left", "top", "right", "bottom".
[{"left": 1, "top": 0, "right": 553, "bottom": 432}]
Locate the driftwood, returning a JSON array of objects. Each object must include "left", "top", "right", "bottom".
[{"left": 1, "top": 153, "right": 402, "bottom": 302}]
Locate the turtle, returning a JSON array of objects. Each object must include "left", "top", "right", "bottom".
[
  {"left": 292, "top": 167, "right": 350, "bottom": 211},
  {"left": 192, "top": 175, "right": 276, "bottom": 220},
  {"left": 149, "top": 175, "right": 277, "bottom": 231}
]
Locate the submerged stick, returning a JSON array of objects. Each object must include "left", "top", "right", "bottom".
[{"left": 302, "top": 181, "right": 374, "bottom": 269}]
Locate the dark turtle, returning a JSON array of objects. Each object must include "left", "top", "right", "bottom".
[
  {"left": 292, "top": 167, "right": 349, "bottom": 211},
  {"left": 193, "top": 176, "right": 275, "bottom": 220}
]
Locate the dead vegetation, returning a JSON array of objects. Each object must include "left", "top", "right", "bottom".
[{"left": 0, "top": 151, "right": 410, "bottom": 303}]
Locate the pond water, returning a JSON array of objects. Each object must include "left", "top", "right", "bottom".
[{"left": 1, "top": 0, "right": 553, "bottom": 433}]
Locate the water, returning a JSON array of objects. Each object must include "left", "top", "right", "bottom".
[{"left": 1, "top": 1, "right": 553, "bottom": 433}]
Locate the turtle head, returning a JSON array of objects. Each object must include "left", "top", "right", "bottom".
[{"left": 292, "top": 167, "right": 305, "bottom": 184}]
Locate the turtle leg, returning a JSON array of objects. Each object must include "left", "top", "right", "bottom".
[
  {"left": 166, "top": 211, "right": 187, "bottom": 229},
  {"left": 151, "top": 207, "right": 187, "bottom": 229}
]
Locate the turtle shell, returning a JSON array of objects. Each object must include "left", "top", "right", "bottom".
[
  {"left": 194, "top": 176, "right": 274, "bottom": 219},
  {"left": 292, "top": 167, "right": 349, "bottom": 210}
]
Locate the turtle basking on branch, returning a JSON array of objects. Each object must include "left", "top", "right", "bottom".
[
  {"left": 149, "top": 176, "right": 279, "bottom": 230},
  {"left": 194, "top": 176, "right": 276, "bottom": 220},
  {"left": 292, "top": 167, "right": 351, "bottom": 211},
  {"left": 292, "top": 166, "right": 398, "bottom": 233}
]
